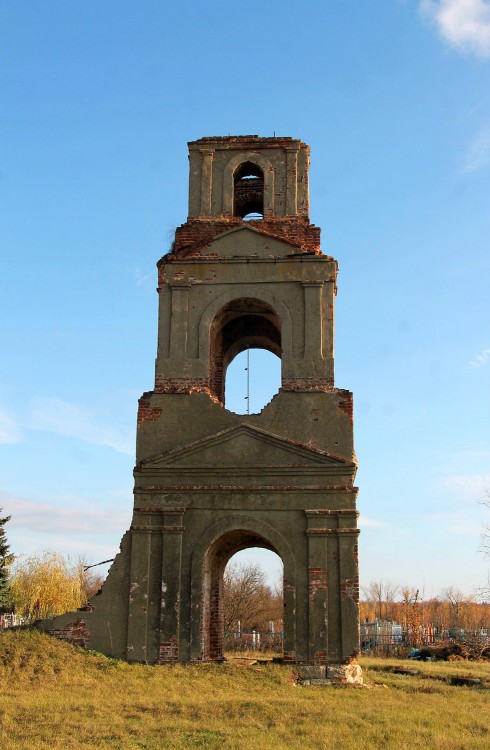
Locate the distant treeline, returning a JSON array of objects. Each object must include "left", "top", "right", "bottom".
[{"left": 360, "top": 581, "right": 490, "bottom": 631}]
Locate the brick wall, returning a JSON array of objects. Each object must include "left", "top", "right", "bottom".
[
  {"left": 308, "top": 566, "right": 328, "bottom": 592},
  {"left": 158, "top": 636, "right": 178, "bottom": 663},
  {"left": 337, "top": 389, "right": 354, "bottom": 424},
  {"left": 137, "top": 393, "right": 163, "bottom": 424},
  {"left": 165, "top": 217, "right": 321, "bottom": 257},
  {"left": 49, "top": 619, "right": 90, "bottom": 648},
  {"left": 282, "top": 377, "right": 335, "bottom": 391},
  {"left": 153, "top": 378, "right": 222, "bottom": 405},
  {"left": 340, "top": 578, "right": 360, "bottom": 603}
]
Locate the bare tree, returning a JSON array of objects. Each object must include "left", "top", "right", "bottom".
[
  {"left": 75, "top": 555, "right": 104, "bottom": 600},
  {"left": 362, "top": 580, "right": 399, "bottom": 621},
  {"left": 384, "top": 580, "right": 400, "bottom": 621},
  {"left": 479, "top": 490, "right": 490, "bottom": 599},
  {"left": 223, "top": 561, "right": 282, "bottom": 632},
  {"left": 366, "top": 580, "right": 383, "bottom": 620},
  {"left": 440, "top": 586, "right": 471, "bottom": 629}
]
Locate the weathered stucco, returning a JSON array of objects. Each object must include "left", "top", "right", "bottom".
[{"left": 37, "top": 135, "right": 360, "bottom": 669}]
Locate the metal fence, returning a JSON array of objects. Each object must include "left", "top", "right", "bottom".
[
  {"left": 360, "top": 620, "right": 490, "bottom": 653},
  {"left": 224, "top": 630, "right": 284, "bottom": 653},
  {"left": 0, "top": 613, "right": 25, "bottom": 629}
]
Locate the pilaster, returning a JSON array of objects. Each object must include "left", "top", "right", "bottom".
[
  {"left": 169, "top": 284, "right": 191, "bottom": 360},
  {"left": 302, "top": 281, "right": 324, "bottom": 361},
  {"left": 127, "top": 529, "right": 152, "bottom": 662},
  {"left": 199, "top": 149, "right": 214, "bottom": 215},
  {"left": 285, "top": 146, "right": 299, "bottom": 215},
  {"left": 159, "top": 510, "right": 185, "bottom": 663},
  {"left": 339, "top": 529, "right": 361, "bottom": 658}
]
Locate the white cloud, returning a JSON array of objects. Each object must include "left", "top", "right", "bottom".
[
  {"left": 0, "top": 491, "right": 129, "bottom": 536},
  {"left": 418, "top": 510, "right": 482, "bottom": 535},
  {"left": 29, "top": 397, "right": 134, "bottom": 456},
  {"left": 440, "top": 446, "right": 490, "bottom": 463},
  {"left": 13, "top": 533, "right": 119, "bottom": 562},
  {"left": 421, "top": 0, "right": 490, "bottom": 58},
  {"left": 463, "top": 127, "right": 490, "bottom": 172},
  {"left": 131, "top": 264, "right": 154, "bottom": 292},
  {"left": 440, "top": 472, "right": 490, "bottom": 497},
  {"left": 445, "top": 521, "right": 482, "bottom": 535},
  {"left": 469, "top": 346, "right": 490, "bottom": 366},
  {"left": 0, "top": 411, "right": 22, "bottom": 444},
  {"left": 358, "top": 516, "right": 388, "bottom": 529}
]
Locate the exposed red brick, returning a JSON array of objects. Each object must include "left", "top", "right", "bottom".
[
  {"left": 189, "top": 135, "right": 301, "bottom": 148},
  {"left": 154, "top": 377, "right": 222, "bottom": 405},
  {"left": 137, "top": 393, "right": 162, "bottom": 424},
  {"left": 337, "top": 389, "right": 354, "bottom": 424},
  {"left": 158, "top": 217, "right": 322, "bottom": 258},
  {"left": 282, "top": 377, "right": 335, "bottom": 391},
  {"left": 50, "top": 619, "right": 89, "bottom": 648},
  {"left": 314, "top": 650, "right": 328, "bottom": 663},
  {"left": 132, "top": 485, "right": 357, "bottom": 492},
  {"left": 305, "top": 509, "right": 359, "bottom": 516},
  {"left": 306, "top": 528, "right": 337, "bottom": 535},
  {"left": 158, "top": 636, "right": 179, "bottom": 663},
  {"left": 340, "top": 578, "right": 359, "bottom": 603},
  {"left": 309, "top": 567, "right": 328, "bottom": 591}
]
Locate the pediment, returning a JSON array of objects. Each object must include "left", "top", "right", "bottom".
[
  {"left": 198, "top": 226, "right": 302, "bottom": 258},
  {"left": 141, "top": 425, "right": 350, "bottom": 469}
]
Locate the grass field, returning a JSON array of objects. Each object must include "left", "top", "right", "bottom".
[{"left": 0, "top": 630, "right": 489, "bottom": 749}]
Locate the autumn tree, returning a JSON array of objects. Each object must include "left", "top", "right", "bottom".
[
  {"left": 440, "top": 586, "right": 472, "bottom": 630},
  {"left": 399, "top": 586, "right": 422, "bottom": 645},
  {"left": 9, "top": 551, "right": 91, "bottom": 622},
  {"left": 222, "top": 561, "right": 282, "bottom": 632},
  {"left": 361, "top": 580, "right": 399, "bottom": 621},
  {"left": 360, "top": 585, "right": 489, "bottom": 634},
  {"left": 0, "top": 508, "right": 14, "bottom": 607}
]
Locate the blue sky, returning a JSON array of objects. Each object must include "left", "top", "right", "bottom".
[{"left": 1, "top": 0, "right": 489, "bottom": 598}]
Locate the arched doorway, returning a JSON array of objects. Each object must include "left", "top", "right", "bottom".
[
  {"left": 222, "top": 548, "right": 283, "bottom": 656},
  {"left": 193, "top": 521, "right": 296, "bottom": 663}
]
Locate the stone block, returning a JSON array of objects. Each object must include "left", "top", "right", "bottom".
[
  {"left": 295, "top": 664, "right": 327, "bottom": 679},
  {"left": 326, "top": 663, "right": 363, "bottom": 685}
]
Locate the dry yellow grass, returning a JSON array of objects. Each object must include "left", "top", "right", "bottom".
[{"left": 0, "top": 630, "right": 489, "bottom": 749}]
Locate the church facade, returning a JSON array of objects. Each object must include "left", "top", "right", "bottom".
[{"left": 38, "top": 136, "right": 361, "bottom": 672}]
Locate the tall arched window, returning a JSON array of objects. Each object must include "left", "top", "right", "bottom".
[
  {"left": 225, "top": 350, "right": 281, "bottom": 414},
  {"left": 233, "top": 162, "right": 264, "bottom": 219},
  {"left": 209, "top": 298, "right": 281, "bottom": 407}
]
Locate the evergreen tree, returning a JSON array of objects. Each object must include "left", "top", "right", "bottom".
[{"left": 0, "top": 508, "right": 13, "bottom": 607}]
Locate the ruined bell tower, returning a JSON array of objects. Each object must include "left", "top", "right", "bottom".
[{"left": 39, "top": 136, "right": 361, "bottom": 676}]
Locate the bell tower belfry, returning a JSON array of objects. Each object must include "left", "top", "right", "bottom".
[{"left": 39, "top": 136, "right": 361, "bottom": 676}]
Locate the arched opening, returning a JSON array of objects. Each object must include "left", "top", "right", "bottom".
[
  {"left": 233, "top": 162, "right": 264, "bottom": 219},
  {"left": 209, "top": 298, "right": 281, "bottom": 406},
  {"left": 225, "top": 349, "right": 281, "bottom": 414},
  {"left": 223, "top": 548, "right": 283, "bottom": 657},
  {"left": 200, "top": 530, "right": 284, "bottom": 661}
]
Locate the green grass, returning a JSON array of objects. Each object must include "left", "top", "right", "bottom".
[{"left": 0, "top": 630, "right": 489, "bottom": 750}]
